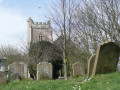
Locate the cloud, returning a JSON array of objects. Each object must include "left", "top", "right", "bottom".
[{"left": 0, "top": 6, "right": 27, "bottom": 47}]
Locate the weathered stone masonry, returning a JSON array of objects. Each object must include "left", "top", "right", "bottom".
[{"left": 27, "top": 18, "right": 52, "bottom": 47}]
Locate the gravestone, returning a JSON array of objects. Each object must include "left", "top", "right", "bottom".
[
  {"left": 19, "top": 62, "right": 28, "bottom": 78},
  {"left": 88, "top": 54, "right": 96, "bottom": 77},
  {"left": 37, "top": 62, "right": 52, "bottom": 80},
  {"left": 0, "top": 72, "right": 7, "bottom": 84},
  {"left": 117, "top": 64, "right": 120, "bottom": 72},
  {"left": 8, "top": 62, "right": 28, "bottom": 78},
  {"left": 0, "top": 57, "right": 6, "bottom": 72},
  {"left": 72, "top": 62, "right": 85, "bottom": 76},
  {"left": 92, "top": 42, "right": 120, "bottom": 76}
]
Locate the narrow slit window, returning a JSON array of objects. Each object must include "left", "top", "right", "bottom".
[{"left": 39, "top": 34, "right": 42, "bottom": 41}]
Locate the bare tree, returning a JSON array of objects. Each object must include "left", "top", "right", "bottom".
[
  {"left": 0, "top": 45, "right": 26, "bottom": 70},
  {"left": 72, "top": 0, "right": 120, "bottom": 54},
  {"left": 48, "top": 0, "right": 120, "bottom": 79},
  {"left": 48, "top": 0, "right": 80, "bottom": 80},
  {"left": 29, "top": 41, "right": 63, "bottom": 79}
]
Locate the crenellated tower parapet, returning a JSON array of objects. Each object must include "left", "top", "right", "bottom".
[{"left": 27, "top": 17, "right": 52, "bottom": 47}]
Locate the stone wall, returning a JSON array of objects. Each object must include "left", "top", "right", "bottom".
[{"left": 27, "top": 18, "right": 52, "bottom": 47}]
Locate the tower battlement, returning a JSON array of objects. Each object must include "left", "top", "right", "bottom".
[
  {"left": 27, "top": 17, "right": 52, "bottom": 47},
  {"left": 27, "top": 18, "right": 51, "bottom": 29},
  {"left": 33, "top": 21, "right": 50, "bottom": 25}
]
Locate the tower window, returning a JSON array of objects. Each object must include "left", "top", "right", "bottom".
[{"left": 39, "top": 34, "right": 42, "bottom": 41}]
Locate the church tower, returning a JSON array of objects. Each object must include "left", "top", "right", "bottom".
[{"left": 27, "top": 17, "right": 52, "bottom": 47}]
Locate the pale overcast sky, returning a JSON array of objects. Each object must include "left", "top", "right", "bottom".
[{"left": 0, "top": 0, "right": 53, "bottom": 47}]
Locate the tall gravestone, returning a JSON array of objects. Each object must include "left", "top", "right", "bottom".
[
  {"left": 72, "top": 62, "right": 85, "bottom": 76},
  {"left": 92, "top": 42, "right": 120, "bottom": 76},
  {"left": 37, "top": 62, "right": 52, "bottom": 80},
  {"left": 88, "top": 54, "right": 96, "bottom": 77}
]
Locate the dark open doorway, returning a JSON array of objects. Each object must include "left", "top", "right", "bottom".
[{"left": 52, "top": 60, "right": 63, "bottom": 79}]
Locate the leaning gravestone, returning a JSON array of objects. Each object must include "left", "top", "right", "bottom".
[
  {"left": 92, "top": 42, "right": 120, "bottom": 77},
  {"left": 37, "top": 62, "right": 52, "bottom": 80},
  {"left": 72, "top": 62, "right": 85, "bottom": 76},
  {"left": 88, "top": 54, "right": 96, "bottom": 77}
]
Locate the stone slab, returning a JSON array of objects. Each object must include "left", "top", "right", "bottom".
[
  {"left": 92, "top": 42, "right": 120, "bottom": 76},
  {"left": 88, "top": 54, "right": 96, "bottom": 77},
  {"left": 72, "top": 62, "right": 85, "bottom": 76},
  {"left": 37, "top": 62, "right": 52, "bottom": 80}
]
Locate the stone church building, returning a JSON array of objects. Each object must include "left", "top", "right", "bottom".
[{"left": 27, "top": 17, "right": 52, "bottom": 47}]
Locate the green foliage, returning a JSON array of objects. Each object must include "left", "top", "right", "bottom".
[
  {"left": 66, "top": 41, "right": 90, "bottom": 76},
  {"left": 28, "top": 64, "right": 37, "bottom": 79},
  {"left": 80, "top": 72, "right": 120, "bottom": 90},
  {"left": 28, "top": 41, "right": 63, "bottom": 79},
  {"left": 39, "top": 74, "right": 50, "bottom": 80},
  {"left": 73, "top": 75, "right": 80, "bottom": 78},
  {"left": 0, "top": 72, "right": 120, "bottom": 90},
  {"left": 0, "top": 45, "right": 25, "bottom": 70},
  {"left": 29, "top": 41, "right": 62, "bottom": 63}
]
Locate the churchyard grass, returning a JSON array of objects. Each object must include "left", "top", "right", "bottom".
[{"left": 0, "top": 72, "right": 120, "bottom": 90}]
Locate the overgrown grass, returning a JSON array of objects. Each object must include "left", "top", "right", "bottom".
[
  {"left": 0, "top": 72, "right": 120, "bottom": 90},
  {"left": 80, "top": 72, "right": 120, "bottom": 90}
]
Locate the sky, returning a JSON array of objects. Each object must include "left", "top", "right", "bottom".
[{"left": 0, "top": 0, "right": 53, "bottom": 48}]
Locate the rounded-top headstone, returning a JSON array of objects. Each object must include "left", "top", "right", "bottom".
[
  {"left": 92, "top": 42, "right": 120, "bottom": 77},
  {"left": 88, "top": 54, "right": 96, "bottom": 77},
  {"left": 72, "top": 62, "right": 85, "bottom": 76}
]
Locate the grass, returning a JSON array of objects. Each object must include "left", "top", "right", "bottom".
[{"left": 0, "top": 72, "right": 120, "bottom": 90}]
